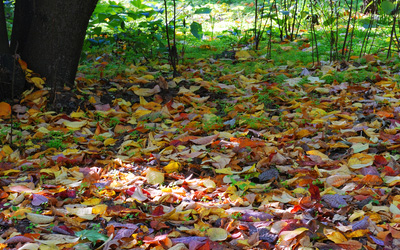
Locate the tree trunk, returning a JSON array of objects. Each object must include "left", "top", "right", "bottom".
[
  {"left": 0, "top": 1, "right": 25, "bottom": 101},
  {"left": 10, "top": 0, "right": 98, "bottom": 92},
  {"left": 0, "top": 0, "right": 9, "bottom": 54}
]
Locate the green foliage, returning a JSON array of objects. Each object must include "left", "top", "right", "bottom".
[
  {"left": 76, "top": 230, "right": 109, "bottom": 243},
  {"left": 46, "top": 139, "right": 66, "bottom": 150},
  {"left": 191, "top": 22, "right": 203, "bottom": 40}
]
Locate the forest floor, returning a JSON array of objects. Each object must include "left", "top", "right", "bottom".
[{"left": 1, "top": 40, "right": 400, "bottom": 250}]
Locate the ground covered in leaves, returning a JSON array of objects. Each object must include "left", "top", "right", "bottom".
[{"left": 2, "top": 48, "right": 400, "bottom": 249}]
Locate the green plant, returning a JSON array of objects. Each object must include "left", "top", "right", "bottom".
[
  {"left": 231, "top": 212, "right": 242, "bottom": 220},
  {"left": 257, "top": 88, "right": 279, "bottom": 108},
  {"left": 27, "top": 222, "right": 38, "bottom": 230},
  {"left": 108, "top": 117, "right": 121, "bottom": 127},
  {"left": 76, "top": 229, "right": 109, "bottom": 244},
  {"left": 121, "top": 213, "right": 135, "bottom": 221},
  {"left": 46, "top": 138, "right": 67, "bottom": 150},
  {"left": 203, "top": 115, "right": 224, "bottom": 131}
]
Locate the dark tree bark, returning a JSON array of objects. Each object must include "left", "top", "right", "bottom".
[
  {"left": 0, "top": 1, "right": 25, "bottom": 101},
  {"left": 0, "top": 1, "right": 9, "bottom": 54},
  {"left": 0, "top": 0, "right": 98, "bottom": 102},
  {"left": 10, "top": 0, "right": 98, "bottom": 96}
]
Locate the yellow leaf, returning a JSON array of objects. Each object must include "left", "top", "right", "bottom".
[
  {"left": 30, "top": 77, "right": 45, "bottom": 89},
  {"left": 296, "top": 129, "right": 314, "bottom": 138},
  {"left": 37, "top": 127, "right": 50, "bottom": 134},
  {"left": 163, "top": 161, "right": 181, "bottom": 173},
  {"left": 104, "top": 138, "right": 117, "bottom": 146},
  {"left": 1, "top": 145, "right": 13, "bottom": 155},
  {"left": 235, "top": 50, "right": 252, "bottom": 60},
  {"left": 348, "top": 211, "right": 365, "bottom": 222},
  {"left": 62, "top": 148, "right": 80, "bottom": 155},
  {"left": 2, "top": 169, "right": 20, "bottom": 175},
  {"left": 215, "top": 167, "right": 233, "bottom": 175},
  {"left": 203, "top": 179, "right": 216, "bottom": 189},
  {"left": 207, "top": 228, "right": 228, "bottom": 241},
  {"left": 146, "top": 169, "right": 164, "bottom": 185},
  {"left": 63, "top": 120, "right": 88, "bottom": 130},
  {"left": 307, "top": 150, "right": 330, "bottom": 161},
  {"left": 348, "top": 153, "right": 374, "bottom": 169},
  {"left": 12, "top": 208, "right": 31, "bottom": 219},
  {"left": 88, "top": 96, "right": 96, "bottom": 104},
  {"left": 309, "top": 108, "right": 327, "bottom": 118},
  {"left": 325, "top": 230, "right": 347, "bottom": 243},
  {"left": 133, "top": 109, "right": 152, "bottom": 118},
  {"left": 70, "top": 111, "right": 86, "bottom": 118},
  {"left": 279, "top": 227, "right": 308, "bottom": 241},
  {"left": 345, "top": 229, "right": 369, "bottom": 238},
  {"left": 143, "top": 75, "right": 154, "bottom": 80},
  {"left": 82, "top": 198, "right": 101, "bottom": 206}
]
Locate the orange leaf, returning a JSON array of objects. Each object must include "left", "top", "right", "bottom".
[
  {"left": 360, "top": 175, "right": 383, "bottom": 186},
  {"left": 0, "top": 102, "right": 11, "bottom": 118},
  {"left": 376, "top": 110, "right": 393, "bottom": 118},
  {"left": 230, "top": 137, "right": 265, "bottom": 148},
  {"left": 336, "top": 240, "right": 363, "bottom": 250},
  {"left": 18, "top": 59, "right": 27, "bottom": 70}
]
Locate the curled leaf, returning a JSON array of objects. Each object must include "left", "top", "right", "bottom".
[
  {"left": 326, "top": 175, "right": 351, "bottom": 187},
  {"left": 26, "top": 213, "right": 54, "bottom": 224}
]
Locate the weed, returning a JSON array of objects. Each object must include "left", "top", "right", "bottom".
[
  {"left": 257, "top": 88, "right": 279, "bottom": 109},
  {"left": 46, "top": 139, "right": 66, "bottom": 150},
  {"left": 94, "top": 112, "right": 104, "bottom": 121},
  {"left": 204, "top": 115, "right": 224, "bottom": 131},
  {"left": 273, "top": 74, "right": 289, "bottom": 84},
  {"left": 108, "top": 117, "right": 120, "bottom": 128},
  {"left": 27, "top": 222, "right": 38, "bottom": 231},
  {"left": 121, "top": 213, "right": 135, "bottom": 221},
  {"left": 231, "top": 212, "right": 242, "bottom": 220}
]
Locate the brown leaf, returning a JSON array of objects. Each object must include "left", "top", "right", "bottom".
[{"left": 191, "top": 133, "right": 219, "bottom": 145}]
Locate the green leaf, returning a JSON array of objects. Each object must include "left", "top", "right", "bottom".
[
  {"left": 92, "top": 27, "right": 102, "bottom": 36},
  {"left": 323, "top": 17, "right": 336, "bottom": 26},
  {"left": 194, "top": 7, "right": 212, "bottom": 14},
  {"left": 76, "top": 230, "right": 108, "bottom": 243},
  {"left": 190, "top": 22, "right": 203, "bottom": 40},
  {"left": 381, "top": 1, "right": 395, "bottom": 15}
]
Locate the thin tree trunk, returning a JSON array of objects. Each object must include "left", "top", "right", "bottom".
[{"left": 0, "top": 0, "right": 9, "bottom": 54}]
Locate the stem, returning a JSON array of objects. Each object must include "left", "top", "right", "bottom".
[
  {"left": 388, "top": 15, "right": 396, "bottom": 58},
  {"left": 274, "top": 1, "right": 283, "bottom": 41},
  {"left": 255, "top": 0, "right": 258, "bottom": 49},
  {"left": 164, "top": 0, "right": 172, "bottom": 67},
  {"left": 342, "top": 0, "right": 353, "bottom": 57},
  {"left": 290, "top": 0, "right": 299, "bottom": 41}
]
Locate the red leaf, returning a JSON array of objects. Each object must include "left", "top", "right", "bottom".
[
  {"left": 374, "top": 155, "right": 388, "bottom": 166},
  {"left": 197, "top": 240, "right": 211, "bottom": 250},
  {"left": 308, "top": 184, "right": 321, "bottom": 201},
  {"left": 383, "top": 166, "right": 397, "bottom": 176},
  {"left": 152, "top": 205, "right": 165, "bottom": 216},
  {"left": 291, "top": 205, "right": 303, "bottom": 213},
  {"left": 125, "top": 187, "right": 136, "bottom": 196}
]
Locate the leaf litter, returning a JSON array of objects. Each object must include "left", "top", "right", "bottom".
[{"left": 1, "top": 50, "right": 400, "bottom": 249}]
